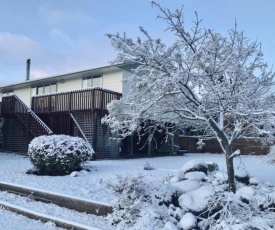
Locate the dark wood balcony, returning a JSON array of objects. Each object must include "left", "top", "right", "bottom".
[{"left": 31, "top": 87, "right": 122, "bottom": 115}]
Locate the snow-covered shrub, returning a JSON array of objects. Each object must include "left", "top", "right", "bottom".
[
  {"left": 235, "top": 169, "right": 250, "bottom": 185},
  {"left": 143, "top": 162, "right": 154, "bottom": 170},
  {"left": 169, "top": 160, "right": 275, "bottom": 229},
  {"left": 207, "top": 162, "right": 219, "bottom": 172},
  {"left": 182, "top": 160, "right": 208, "bottom": 174},
  {"left": 28, "top": 135, "right": 94, "bottom": 176},
  {"left": 107, "top": 175, "right": 178, "bottom": 229}
]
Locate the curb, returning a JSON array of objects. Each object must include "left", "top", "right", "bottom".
[
  {"left": 0, "top": 201, "right": 103, "bottom": 230},
  {"left": 0, "top": 181, "right": 112, "bottom": 216}
]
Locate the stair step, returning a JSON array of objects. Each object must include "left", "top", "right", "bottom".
[
  {"left": 0, "top": 181, "right": 112, "bottom": 216},
  {"left": 0, "top": 183, "right": 113, "bottom": 229},
  {"left": 0, "top": 195, "right": 106, "bottom": 230}
]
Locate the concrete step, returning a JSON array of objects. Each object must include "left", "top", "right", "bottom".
[
  {"left": 0, "top": 181, "right": 113, "bottom": 230},
  {"left": 0, "top": 181, "right": 112, "bottom": 216}
]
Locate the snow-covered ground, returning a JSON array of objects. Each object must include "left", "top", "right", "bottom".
[{"left": 0, "top": 152, "right": 274, "bottom": 229}]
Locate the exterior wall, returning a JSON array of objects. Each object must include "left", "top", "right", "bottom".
[
  {"left": 0, "top": 92, "right": 2, "bottom": 101},
  {"left": 102, "top": 70, "right": 123, "bottom": 93},
  {"left": 13, "top": 87, "right": 32, "bottom": 107},
  {"left": 57, "top": 78, "right": 82, "bottom": 92}
]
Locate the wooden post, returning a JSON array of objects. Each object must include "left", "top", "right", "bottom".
[{"left": 93, "top": 112, "right": 98, "bottom": 152}]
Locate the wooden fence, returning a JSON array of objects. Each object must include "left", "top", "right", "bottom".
[{"left": 179, "top": 136, "right": 270, "bottom": 155}]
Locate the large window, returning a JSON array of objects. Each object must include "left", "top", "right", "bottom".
[
  {"left": 82, "top": 75, "right": 102, "bottom": 88},
  {"left": 31, "top": 83, "right": 57, "bottom": 96}
]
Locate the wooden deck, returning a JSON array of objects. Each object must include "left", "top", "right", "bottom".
[
  {"left": 31, "top": 87, "right": 122, "bottom": 114},
  {"left": 0, "top": 88, "right": 122, "bottom": 158}
]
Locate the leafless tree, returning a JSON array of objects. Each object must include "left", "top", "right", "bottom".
[{"left": 103, "top": 1, "right": 275, "bottom": 192}]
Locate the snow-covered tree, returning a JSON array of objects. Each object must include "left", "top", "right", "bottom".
[{"left": 103, "top": 2, "right": 275, "bottom": 192}]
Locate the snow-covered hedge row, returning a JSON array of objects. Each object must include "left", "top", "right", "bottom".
[
  {"left": 107, "top": 160, "right": 275, "bottom": 229},
  {"left": 28, "top": 135, "right": 94, "bottom": 175}
]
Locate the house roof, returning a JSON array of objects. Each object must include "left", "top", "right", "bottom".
[{"left": 0, "top": 63, "right": 136, "bottom": 93}]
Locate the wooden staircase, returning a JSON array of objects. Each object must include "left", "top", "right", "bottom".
[{"left": 1, "top": 95, "right": 53, "bottom": 153}]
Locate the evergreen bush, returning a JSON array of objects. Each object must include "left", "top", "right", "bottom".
[{"left": 28, "top": 135, "right": 94, "bottom": 176}]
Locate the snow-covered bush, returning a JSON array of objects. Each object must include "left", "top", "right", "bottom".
[
  {"left": 182, "top": 160, "right": 208, "bottom": 174},
  {"left": 107, "top": 175, "right": 178, "bottom": 229},
  {"left": 169, "top": 160, "right": 275, "bottom": 229},
  {"left": 107, "top": 160, "right": 275, "bottom": 229},
  {"left": 143, "top": 162, "right": 154, "bottom": 170},
  {"left": 28, "top": 135, "right": 94, "bottom": 176}
]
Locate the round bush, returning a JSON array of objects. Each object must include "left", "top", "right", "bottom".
[{"left": 28, "top": 135, "right": 94, "bottom": 175}]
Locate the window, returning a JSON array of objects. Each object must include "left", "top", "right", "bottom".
[
  {"left": 31, "top": 83, "right": 57, "bottom": 96},
  {"left": 82, "top": 75, "right": 102, "bottom": 88}
]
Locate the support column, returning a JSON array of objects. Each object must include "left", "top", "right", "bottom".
[{"left": 93, "top": 112, "right": 98, "bottom": 153}]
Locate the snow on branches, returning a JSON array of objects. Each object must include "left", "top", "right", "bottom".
[{"left": 103, "top": 2, "right": 275, "bottom": 192}]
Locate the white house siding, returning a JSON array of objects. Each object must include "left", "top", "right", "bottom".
[
  {"left": 0, "top": 92, "right": 2, "bottom": 102},
  {"left": 102, "top": 71, "right": 123, "bottom": 93},
  {"left": 14, "top": 87, "right": 32, "bottom": 107},
  {"left": 57, "top": 78, "right": 82, "bottom": 92}
]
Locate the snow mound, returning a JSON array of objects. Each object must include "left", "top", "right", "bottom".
[
  {"left": 214, "top": 171, "right": 228, "bottom": 182},
  {"left": 185, "top": 171, "right": 206, "bottom": 181},
  {"left": 182, "top": 160, "right": 208, "bottom": 174},
  {"left": 249, "top": 177, "right": 259, "bottom": 185},
  {"left": 179, "top": 212, "right": 197, "bottom": 230},
  {"left": 171, "top": 180, "right": 200, "bottom": 194},
  {"left": 235, "top": 169, "right": 249, "bottom": 178},
  {"left": 236, "top": 186, "right": 255, "bottom": 202},
  {"left": 179, "top": 186, "right": 215, "bottom": 212}
]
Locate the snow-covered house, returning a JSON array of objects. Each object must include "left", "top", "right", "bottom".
[
  {"left": 0, "top": 62, "right": 177, "bottom": 158},
  {"left": 0, "top": 63, "right": 132, "bottom": 158}
]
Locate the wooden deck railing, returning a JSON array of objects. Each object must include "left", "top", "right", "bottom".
[
  {"left": 1, "top": 95, "right": 53, "bottom": 136},
  {"left": 31, "top": 87, "right": 122, "bottom": 114}
]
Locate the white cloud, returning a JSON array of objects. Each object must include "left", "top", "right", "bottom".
[
  {"left": 39, "top": 8, "right": 95, "bottom": 27},
  {"left": 51, "top": 28, "right": 73, "bottom": 45}
]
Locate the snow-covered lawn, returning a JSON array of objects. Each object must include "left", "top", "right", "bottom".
[
  {"left": 0, "top": 152, "right": 274, "bottom": 229},
  {"left": 0, "top": 152, "right": 274, "bottom": 204}
]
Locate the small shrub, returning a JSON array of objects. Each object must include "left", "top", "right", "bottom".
[
  {"left": 143, "top": 162, "right": 154, "bottom": 170},
  {"left": 182, "top": 160, "right": 208, "bottom": 174},
  {"left": 28, "top": 135, "right": 94, "bottom": 176}
]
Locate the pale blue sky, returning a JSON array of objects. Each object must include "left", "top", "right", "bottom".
[{"left": 1, "top": 0, "right": 275, "bottom": 85}]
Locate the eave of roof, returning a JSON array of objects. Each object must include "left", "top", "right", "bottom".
[{"left": 0, "top": 63, "right": 135, "bottom": 92}]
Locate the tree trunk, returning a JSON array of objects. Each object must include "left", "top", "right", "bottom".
[
  {"left": 224, "top": 145, "right": 236, "bottom": 193},
  {"left": 206, "top": 115, "right": 236, "bottom": 193}
]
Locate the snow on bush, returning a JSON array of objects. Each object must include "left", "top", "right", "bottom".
[
  {"left": 106, "top": 159, "right": 274, "bottom": 229},
  {"left": 143, "top": 162, "right": 154, "bottom": 170},
  {"left": 28, "top": 135, "right": 94, "bottom": 176},
  {"left": 182, "top": 160, "right": 208, "bottom": 174},
  {"left": 106, "top": 175, "right": 178, "bottom": 229}
]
